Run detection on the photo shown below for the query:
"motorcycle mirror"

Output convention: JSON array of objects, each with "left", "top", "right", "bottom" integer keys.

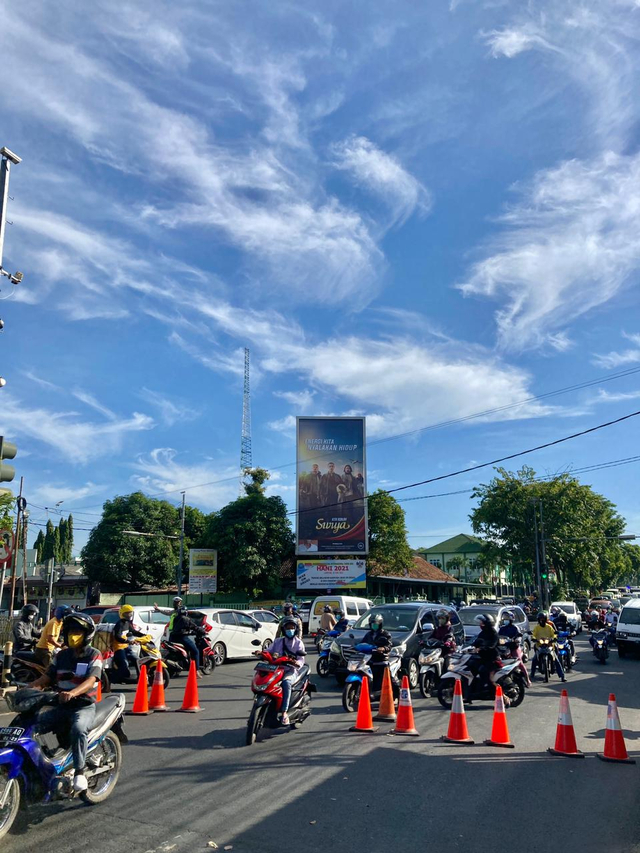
[
  {"left": 251, "top": 639, "right": 261, "bottom": 646},
  {"left": 421, "top": 622, "right": 435, "bottom": 633}
]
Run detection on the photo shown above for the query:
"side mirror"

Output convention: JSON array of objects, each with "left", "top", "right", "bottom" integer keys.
[
  {"left": 252, "top": 622, "right": 260, "bottom": 630},
  {"left": 251, "top": 639, "right": 261, "bottom": 646},
  {"left": 421, "top": 622, "right": 435, "bottom": 633}
]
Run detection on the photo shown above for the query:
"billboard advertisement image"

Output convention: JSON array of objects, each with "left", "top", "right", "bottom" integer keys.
[
  {"left": 296, "top": 559, "right": 366, "bottom": 590},
  {"left": 296, "top": 416, "right": 367, "bottom": 555},
  {"left": 188, "top": 548, "right": 218, "bottom": 593}
]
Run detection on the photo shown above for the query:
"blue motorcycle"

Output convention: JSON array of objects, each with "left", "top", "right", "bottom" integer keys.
[
  {"left": 556, "top": 631, "right": 574, "bottom": 672},
  {"left": 341, "top": 643, "right": 402, "bottom": 712},
  {"left": 316, "top": 629, "right": 340, "bottom": 678},
  {"left": 0, "top": 689, "right": 127, "bottom": 839},
  {"left": 591, "top": 629, "right": 609, "bottom": 664}
]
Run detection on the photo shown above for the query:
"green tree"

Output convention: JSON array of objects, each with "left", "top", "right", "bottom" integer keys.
[
  {"left": 367, "top": 490, "right": 413, "bottom": 576},
  {"left": 82, "top": 492, "right": 181, "bottom": 589},
  {"left": 66, "top": 515, "right": 74, "bottom": 562},
  {"left": 201, "top": 468, "right": 294, "bottom": 598},
  {"left": 470, "top": 467, "right": 628, "bottom": 593},
  {"left": 42, "top": 520, "right": 57, "bottom": 563},
  {"left": 620, "top": 544, "right": 640, "bottom": 586},
  {"left": 34, "top": 529, "right": 45, "bottom": 563},
  {"left": 58, "top": 517, "right": 67, "bottom": 563},
  {"left": 0, "top": 492, "right": 12, "bottom": 529}
]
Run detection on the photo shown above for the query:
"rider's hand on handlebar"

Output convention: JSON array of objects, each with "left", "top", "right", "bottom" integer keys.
[{"left": 59, "top": 691, "right": 73, "bottom": 704}]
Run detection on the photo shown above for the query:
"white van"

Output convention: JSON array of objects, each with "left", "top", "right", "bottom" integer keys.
[
  {"left": 308, "top": 595, "right": 373, "bottom": 635},
  {"left": 616, "top": 599, "right": 640, "bottom": 658}
]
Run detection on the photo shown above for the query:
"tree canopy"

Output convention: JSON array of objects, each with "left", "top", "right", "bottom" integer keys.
[
  {"left": 367, "top": 490, "right": 413, "bottom": 576},
  {"left": 470, "top": 466, "right": 629, "bottom": 593},
  {"left": 0, "top": 492, "right": 12, "bottom": 530}
]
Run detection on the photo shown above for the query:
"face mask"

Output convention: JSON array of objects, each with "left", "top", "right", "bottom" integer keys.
[
  {"left": 284, "top": 629, "right": 295, "bottom": 638},
  {"left": 67, "top": 631, "right": 84, "bottom": 649}
]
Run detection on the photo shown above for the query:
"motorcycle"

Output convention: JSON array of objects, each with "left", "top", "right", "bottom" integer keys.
[
  {"left": 437, "top": 645, "right": 527, "bottom": 709},
  {"left": 498, "top": 636, "right": 531, "bottom": 687},
  {"left": 0, "top": 688, "right": 127, "bottom": 840},
  {"left": 418, "top": 639, "right": 450, "bottom": 698},
  {"left": 555, "top": 631, "right": 575, "bottom": 672},
  {"left": 316, "top": 630, "right": 340, "bottom": 678},
  {"left": 161, "top": 628, "right": 215, "bottom": 677},
  {"left": 341, "top": 643, "right": 403, "bottom": 712},
  {"left": 246, "top": 650, "right": 316, "bottom": 745},
  {"left": 2, "top": 647, "right": 111, "bottom": 695},
  {"left": 104, "top": 636, "right": 170, "bottom": 689},
  {"left": 591, "top": 629, "right": 609, "bottom": 664}
]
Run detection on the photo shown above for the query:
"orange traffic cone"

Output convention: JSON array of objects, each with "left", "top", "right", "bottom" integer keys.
[
  {"left": 177, "top": 660, "right": 202, "bottom": 713},
  {"left": 149, "top": 659, "right": 168, "bottom": 712},
  {"left": 96, "top": 679, "right": 102, "bottom": 703},
  {"left": 389, "top": 675, "right": 419, "bottom": 737},
  {"left": 441, "top": 678, "right": 474, "bottom": 744},
  {"left": 374, "top": 668, "right": 397, "bottom": 722},
  {"left": 484, "top": 685, "right": 514, "bottom": 748},
  {"left": 127, "top": 664, "right": 151, "bottom": 716},
  {"left": 548, "top": 689, "right": 583, "bottom": 758},
  {"left": 349, "top": 676, "right": 378, "bottom": 733},
  {"left": 597, "top": 694, "right": 636, "bottom": 764}
]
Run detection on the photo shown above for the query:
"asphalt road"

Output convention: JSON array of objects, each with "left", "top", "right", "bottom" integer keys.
[{"left": 2, "top": 634, "right": 640, "bottom": 853}]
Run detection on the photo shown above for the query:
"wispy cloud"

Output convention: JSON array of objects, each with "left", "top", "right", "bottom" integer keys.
[
  {"left": 139, "top": 389, "right": 198, "bottom": 426},
  {"left": 273, "top": 389, "right": 316, "bottom": 409},
  {"left": 593, "top": 333, "right": 640, "bottom": 369},
  {"left": 72, "top": 389, "right": 117, "bottom": 421},
  {"left": 168, "top": 332, "right": 246, "bottom": 377},
  {"left": 130, "top": 448, "right": 238, "bottom": 510}
]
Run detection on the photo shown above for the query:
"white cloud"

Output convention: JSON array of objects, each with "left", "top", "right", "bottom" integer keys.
[
  {"left": 484, "top": 26, "right": 551, "bottom": 59},
  {"left": 459, "top": 152, "right": 640, "bottom": 351},
  {"left": 168, "top": 333, "right": 246, "bottom": 377},
  {"left": 593, "top": 333, "right": 640, "bottom": 368},
  {"left": 139, "top": 389, "right": 198, "bottom": 426},
  {"left": 71, "top": 389, "right": 117, "bottom": 421},
  {"left": 596, "top": 388, "right": 640, "bottom": 403},
  {"left": 1, "top": 395, "right": 154, "bottom": 463},
  {"left": 273, "top": 389, "right": 316, "bottom": 409},
  {"left": 28, "top": 482, "right": 104, "bottom": 506},
  {"left": 332, "top": 135, "right": 430, "bottom": 225}
]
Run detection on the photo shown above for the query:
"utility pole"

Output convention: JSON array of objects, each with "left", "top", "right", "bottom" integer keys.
[
  {"left": 176, "top": 491, "right": 186, "bottom": 595},
  {"left": 240, "top": 347, "right": 252, "bottom": 494},
  {"left": 8, "top": 476, "right": 24, "bottom": 615},
  {"left": 0, "top": 147, "right": 20, "bottom": 273},
  {"left": 21, "top": 510, "right": 28, "bottom": 605},
  {"left": 539, "top": 501, "right": 549, "bottom": 610},
  {"left": 532, "top": 500, "right": 543, "bottom": 607}
]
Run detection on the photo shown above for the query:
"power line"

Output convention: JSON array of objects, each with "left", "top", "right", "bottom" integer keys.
[{"left": 61, "top": 364, "right": 640, "bottom": 511}]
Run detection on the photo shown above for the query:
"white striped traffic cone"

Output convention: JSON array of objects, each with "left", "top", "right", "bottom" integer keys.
[
  {"left": 548, "top": 689, "right": 583, "bottom": 758},
  {"left": 597, "top": 694, "right": 636, "bottom": 764}
]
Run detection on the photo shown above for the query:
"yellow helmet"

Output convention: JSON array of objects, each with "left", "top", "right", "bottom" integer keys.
[{"left": 119, "top": 604, "right": 134, "bottom": 618}]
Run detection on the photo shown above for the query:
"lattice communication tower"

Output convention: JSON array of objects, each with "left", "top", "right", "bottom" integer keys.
[{"left": 240, "top": 347, "right": 252, "bottom": 491}]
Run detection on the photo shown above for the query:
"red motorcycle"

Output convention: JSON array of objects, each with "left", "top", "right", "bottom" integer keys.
[
  {"left": 161, "top": 618, "right": 216, "bottom": 677},
  {"left": 246, "top": 650, "right": 316, "bottom": 745}
]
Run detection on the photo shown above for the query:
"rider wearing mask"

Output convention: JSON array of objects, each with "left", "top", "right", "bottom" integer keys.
[
  {"left": 31, "top": 612, "right": 103, "bottom": 793},
  {"left": 472, "top": 614, "right": 501, "bottom": 689},
  {"left": 498, "top": 610, "right": 522, "bottom": 652},
  {"left": 112, "top": 604, "right": 146, "bottom": 683},
  {"left": 319, "top": 605, "right": 336, "bottom": 632},
  {"left": 12, "top": 604, "right": 42, "bottom": 653},
  {"left": 171, "top": 606, "right": 203, "bottom": 677},
  {"left": 265, "top": 616, "right": 306, "bottom": 726},
  {"left": 34, "top": 605, "right": 70, "bottom": 668},
  {"left": 154, "top": 596, "right": 184, "bottom": 632},
  {"left": 550, "top": 606, "right": 568, "bottom": 632},
  {"left": 334, "top": 609, "right": 350, "bottom": 633},
  {"left": 276, "top": 603, "right": 303, "bottom": 639},
  {"left": 362, "top": 613, "right": 392, "bottom": 663},
  {"left": 431, "top": 609, "right": 457, "bottom": 654},
  {"left": 531, "top": 612, "right": 566, "bottom": 682}
]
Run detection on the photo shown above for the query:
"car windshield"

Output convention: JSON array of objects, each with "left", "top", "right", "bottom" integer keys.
[
  {"left": 458, "top": 607, "right": 500, "bottom": 626},
  {"left": 353, "top": 606, "right": 420, "bottom": 632},
  {"left": 620, "top": 607, "right": 640, "bottom": 626},
  {"left": 100, "top": 611, "right": 119, "bottom": 624},
  {"left": 554, "top": 604, "right": 574, "bottom": 613}
]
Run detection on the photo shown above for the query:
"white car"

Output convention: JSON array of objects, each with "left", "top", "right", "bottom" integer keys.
[
  {"left": 98, "top": 606, "right": 170, "bottom": 646},
  {"left": 183, "top": 608, "right": 278, "bottom": 665},
  {"left": 551, "top": 601, "right": 582, "bottom": 633}
]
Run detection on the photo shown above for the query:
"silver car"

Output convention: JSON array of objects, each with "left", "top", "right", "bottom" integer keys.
[
  {"left": 550, "top": 601, "right": 582, "bottom": 634},
  {"left": 458, "top": 604, "right": 531, "bottom": 648}
]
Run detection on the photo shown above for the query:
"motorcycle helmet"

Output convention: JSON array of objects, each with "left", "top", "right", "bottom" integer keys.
[
  {"left": 21, "top": 603, "right": 39, "bottom": 621},
  {"left": 502, "top": 609, "right": 516, "bottom": 624},
  {"left": 119, "top": 604, "right": 135, "bottom": 619},
  {"left": 61, "top": 612, "right": 96, "bottom": 648},
  {"left": 335, "top": 609, "right": 344, "bottom": 618},
  {"left": 369, "top": 613, "right": 384, "bottom": 631},
  {"left": 474, "top": 613, "right": 495, "bottom": 628},
  {"left": 283, "top": 602, "right": 294, "bottom": 615},
  {"left": 323, "top": 604, "right": 333, "bottom": 613},
  {"left": 550, "top": 606, "right": 559, "bottom": 616},
  {"left": 537, "top": 611, "right": 548, "bottom": 625},
  {"left": 436, "top": 609, "right": 450, "bottom": 625},
  {"left": 173, "top": 596, "right": 183, "bottom": 606},
  {"left": 54, "top": 605, "right": 71, "bottom": 620}
]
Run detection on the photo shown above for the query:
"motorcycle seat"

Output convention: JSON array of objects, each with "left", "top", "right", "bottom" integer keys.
[
  {"left": 294, "top": 664, "right": 310, "bottom": 682},
  {"left": 92, "top": 694, "right": 123, "bottom": 728}
]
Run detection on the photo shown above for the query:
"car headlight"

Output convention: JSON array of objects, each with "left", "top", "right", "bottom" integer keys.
[
  {"left": 394, "top": 643, "right": 407, "bottom": 656},
  {"left": 330, "top": 641, "right": 341, "bottom": 654}
]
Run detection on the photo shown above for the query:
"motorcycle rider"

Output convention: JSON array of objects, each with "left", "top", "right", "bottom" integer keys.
[
  {"left": 319, "top": 604, "right": 336, "bottom": 632},
  {"left": 498, "top": 610, "right": 531, "bottom": 687},
  {"left": 30, "top": 612, "right": 103, "bottom": 793},
  {"left": 170, "top": 605, "right": 203, "bottom": 677},
  {"left": 550, "top": 606, "right": 576, "bottom": 663},
  {"left": 34, "top": 604, "right": 71, "bottom": 668},
  {"left": 471, "top": 614, "right": 501, "bottom": 693},
  {"left": 531, "top": 612, "right": 566, "bottom": 682},
  {"left": 112, "top": 604, "right": 146, "bottom": 683},
  {"left": 276, "top": 602, "right": 303, "bottom": 639},
  {"left": 430, "top": 609, "right": 457, "bottom": 661},
  {"left": 262, "top": 615, "right": 306, "bottom": 726},
  {"left": 362, "top": 613, "right": 393, "bottom": 691},
  {"left": 154, "top": 596, "right": 184, "bottom": 631},
  {"left": 334, "top": 609, "right": 350, "bottom": 633},
  {"left": 12, "top": 603, "right": 42, "bottom": 653}
]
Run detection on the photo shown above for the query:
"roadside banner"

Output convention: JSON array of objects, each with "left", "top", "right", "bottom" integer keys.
[
  {"left": 296, "top": 416, "right": 367, "bottom": 555},
  {"left": 188, "top": 549, "right": 218, "bottom": 593},
  {"left": 296, "top": 559, "right": 366, "bottom": 590}
]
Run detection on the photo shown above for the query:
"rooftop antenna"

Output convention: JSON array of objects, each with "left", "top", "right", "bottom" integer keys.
[{"left": 240, "top": 347, "right": 252, "bottom": 494}]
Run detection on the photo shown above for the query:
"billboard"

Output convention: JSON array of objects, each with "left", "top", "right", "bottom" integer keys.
[
  {"left": 296, "top": 416, "right": 367, "bottom": 555},
  {"left": 188, "top": 549, "right": 218, "bottom": 593},
  {"left": 297, "top": 559, "right": 366, "bottom": 590}
]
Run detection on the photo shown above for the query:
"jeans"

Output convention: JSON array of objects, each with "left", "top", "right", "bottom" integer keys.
[
  {"left": 113, "top": 647, "right": 136, "bottom": 682},
  {"left": 280, "top": 670, "right": 297, "bottom": 714},
  {"left": 39, "top": 703, "right": 96, "bottom": 773},
  {"left": 181, "top": 635, "right": 201, "bottom": 670},
  {"left": 531, "top": 650, "right": 564, "bottom": 680}
]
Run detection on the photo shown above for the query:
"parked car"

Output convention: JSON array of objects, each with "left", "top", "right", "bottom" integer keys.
[
  {"left": 328, "top": 602, "right": 463, "bottom": 690},
  {"left": 550, "top": 601, "right": 582, "bottom": 633},
  {"left": 245, "top": 608, "right": 280, "bottom": 629},
  {"left": 183, "top": 608, "right": 278, "bottom": 665},
  {"left": 308, "top": 595, "right": 373, "bottom": 635},
  {"left": 98, "top": 606, "right": 169, "bottom": 645},
  {"left": 80, "top": 605, "right": 114, "bottom": 624},
  {"left": 615, "top": 599, "right": 640, "bottom": 658},
  {"left": 458, "top": 604, "right": 530, "bottom": 645},
  {"left": 296, "top": 601, "right": 313, "bottom": 633}
]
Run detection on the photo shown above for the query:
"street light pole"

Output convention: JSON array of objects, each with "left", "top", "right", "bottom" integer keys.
[
  {"left": 0, "top": 148, "right": 20, "bottom": 272},
  {"left": 532, "top": 500, "right": 543, "bottom": 606}
]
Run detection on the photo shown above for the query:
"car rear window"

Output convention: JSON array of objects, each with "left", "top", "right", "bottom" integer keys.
[
  {"left": 346, "top": 602, "right": 358, "bottom": 616},
  {"left": 620, "top": 607, "right": 640, "bottom": 626},
  {"left": 353, "top": 606, "right": 420, "bottom": 632},
  {"left": 458, "top": 607, "right": 500, "bottom": 626},
  {"left": 314, "top": 600, "right": 341, "bottom": 615},
  {"left": 219, "top": 612, "right": 237, "bottom": 626},
  {"left": 100, "top": 611, "right": 119, "bottom": 624}
]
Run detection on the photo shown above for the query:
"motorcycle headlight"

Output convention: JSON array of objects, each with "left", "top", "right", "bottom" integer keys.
[
  {"left": 420, "top": 652, "right": 437, "bottom": 664},
  {"left": 394, "top": 643, "right": 407, "bottom": 656},
  {"left": 347, "top": 661, "right": 360, "bottom": 672},
  {"left": 330, "top": 641, "right": 341, "bottom": 654}
]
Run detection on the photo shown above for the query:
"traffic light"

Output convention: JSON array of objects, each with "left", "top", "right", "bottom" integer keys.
[{"left": 0, "top": 436, "right": 16, "bottom": 483}]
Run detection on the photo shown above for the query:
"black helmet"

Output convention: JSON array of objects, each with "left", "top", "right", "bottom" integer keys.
[
  {"left": 474, "top": 613, "right": 495, "bottom": 628},
  {"left": 283, "top": 602, "right": 294, "bottom": 614},
  {"left": 281, "top": 616, "right": 297, "bottom": 630},
  {"left": 21, "top": 604, "right": 39, "bottom": 620},
  {"left": 61, "top": 612, "right": 96, "bottom": 647},
  {"left": 538, "top": 611, "right": 548, "bottom": 625},
  {"left": 369, "top": 613, "right": 384, "bottom": 630},
  {"left": 323, "top": 604, "right": 333, "bottom": 613},
  {"left": 335, "top": 609, "right": 344, "bottom": 618}
]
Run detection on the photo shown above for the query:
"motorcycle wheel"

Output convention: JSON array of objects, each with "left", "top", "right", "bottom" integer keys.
[
  {"left": 342, "top": 682, "right": 361, "bottom": 713},
  {"left": 200, "top": 656, "right": 215, "bottom": 676},
  {"left": 543, "top": 658, "right": 549, "bottom": 683},
  {"left": 316, "top": 657, "right": 330, "bottom": 678},
  {"left": 11, "top": 665, "right": 36, "bottom": 685},
  {"left": 81, "top": 732, "right": 122, "bottom": 804},
  {"left": 505, "top": 677, "right": 525, "bottom": 708},
  {"left": 101, "top": 670, "right": 111, "bottom": 694},
  {"left": 0, "top": 768, "right": 20, "bottom": 840},
  {"left": 246, "top": 703, "right": 267, "bottom": 746},
  {"left": 437, "top": 681, "right": 456, "bottom": 709},
  {"left": 523, "top": 639, "right": 531, "bottom": 663},
  {"left": 146, "top": 664, "right": 171, "bottom": 689},
  {"left": 419, "top": 671, "right": 434, "bottom": 699}
]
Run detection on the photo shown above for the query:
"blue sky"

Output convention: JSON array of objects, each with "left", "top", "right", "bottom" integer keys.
[{"left": 1, "top": 0, "right": 640, "bottom": 553}]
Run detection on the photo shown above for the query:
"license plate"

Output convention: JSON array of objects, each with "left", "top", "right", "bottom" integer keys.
[
  {"left": 256, "top": 663, "right": 277, "bottom": 672},
  {"left": 0, "top": 726, "right": 24, "bottom": 742}
]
